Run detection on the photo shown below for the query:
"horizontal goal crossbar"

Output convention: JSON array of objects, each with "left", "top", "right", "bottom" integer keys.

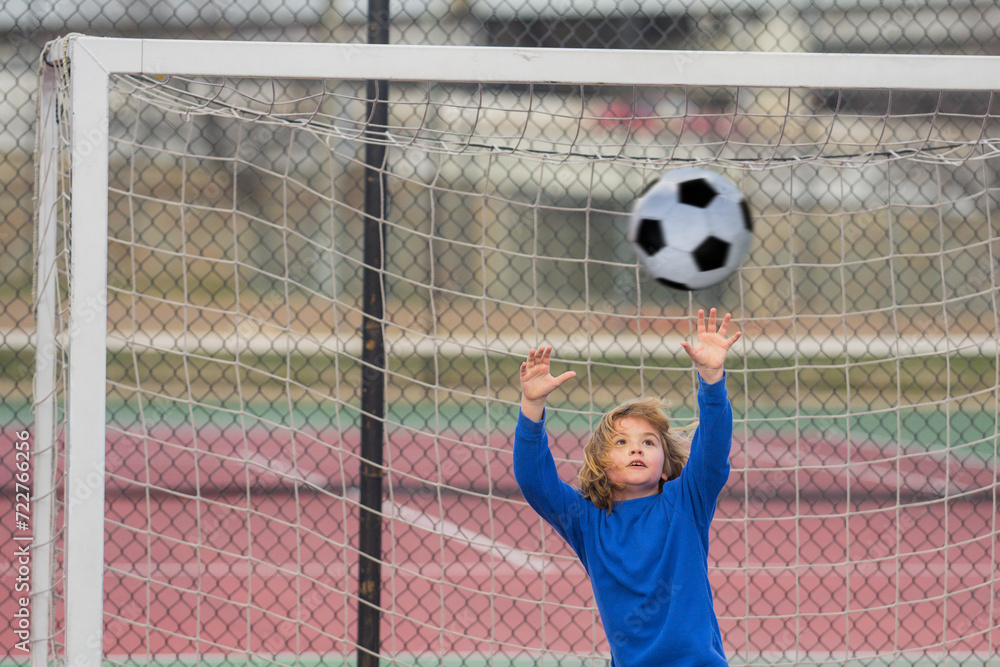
[{"left": 45, "top": 35, "right": 1000, "bottom": 90}]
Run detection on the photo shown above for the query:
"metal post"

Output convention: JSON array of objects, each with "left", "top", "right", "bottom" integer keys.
[
  {"left": 357, "top": 0, "right": 389, "bottom": 665},
  {"left": 64, "top": 37, "right": 112, "bottom": 667}
]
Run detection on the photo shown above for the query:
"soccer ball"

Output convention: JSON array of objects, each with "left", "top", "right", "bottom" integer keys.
[{"left": 628, "top": 168, "right": 752, "bottom": 291}]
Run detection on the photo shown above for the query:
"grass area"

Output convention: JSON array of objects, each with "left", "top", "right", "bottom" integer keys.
[
  {"left": 1, "top": 655, "right": 597, "bottom": 667},
  {"left": 3, "top": 340, "right": 996, "bottom": 462},
  {"left": 2, "top": 390, "right": 996, "bottom": 466},
  {"left": 3, "top": 653, "right": 996, "bottom": 667}
]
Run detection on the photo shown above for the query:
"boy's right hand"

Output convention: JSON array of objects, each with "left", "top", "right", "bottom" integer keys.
[{"left": 520, "top": 346, "right": 576, "bottom": 421}]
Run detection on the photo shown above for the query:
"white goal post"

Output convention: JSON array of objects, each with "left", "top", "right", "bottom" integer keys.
[{"left": 35, "top": 35, "right": 1000, "bottom": 667}]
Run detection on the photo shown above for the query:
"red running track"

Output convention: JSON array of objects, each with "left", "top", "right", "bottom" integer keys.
[{"left": 2, "top": 423, "right": 997, "bottom": 662}]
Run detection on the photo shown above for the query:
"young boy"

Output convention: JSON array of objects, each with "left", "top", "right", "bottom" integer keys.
[{"left": 514, "top": 308, "right": 741, "bottom": 667}]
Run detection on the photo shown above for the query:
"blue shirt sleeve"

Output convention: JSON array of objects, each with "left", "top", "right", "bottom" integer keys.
[
  {"left": 512, "top": 409, "right": 587, "bottom": 554},
  {"left": 677, "top": 372, "right": 734, "bottom": 528}
]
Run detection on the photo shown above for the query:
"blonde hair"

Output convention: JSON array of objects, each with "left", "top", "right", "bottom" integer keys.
[{"left": 578, "top": 397, "right": 693, "bottom": 513}]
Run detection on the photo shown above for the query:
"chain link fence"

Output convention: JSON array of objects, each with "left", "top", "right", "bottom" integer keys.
[
  {"left": 5, "top": 2, "right": 1000, "bottom": 665},
  {"left": 6, "top": 0, "right": 1000, "bottom": 435}
]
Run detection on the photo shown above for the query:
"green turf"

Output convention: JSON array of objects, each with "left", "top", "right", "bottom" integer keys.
[
  {"left": 2, "top": 390, "right": 996, "bottom": 465},
  {"left": 3, "top": 341, "right": 996, "bottom": 466},
  {"left": 3, "top": 653, "right": 996, "bottom": 667}
]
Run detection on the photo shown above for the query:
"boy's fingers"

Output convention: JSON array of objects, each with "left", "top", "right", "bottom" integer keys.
[{"left": 553, "top": 370, "right": 576, "bottom": 387}]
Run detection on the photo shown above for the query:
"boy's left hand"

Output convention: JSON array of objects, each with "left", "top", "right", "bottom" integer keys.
[{"left": 680, "top": 308, "right": 741, "bottom": 384}]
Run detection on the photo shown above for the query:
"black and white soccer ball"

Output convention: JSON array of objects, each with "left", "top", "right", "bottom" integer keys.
[{"left": 628, "top": 168, "right": 753, "bottom": 291}]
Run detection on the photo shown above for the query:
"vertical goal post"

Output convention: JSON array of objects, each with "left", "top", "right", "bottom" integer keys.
[{"left": 34, "top": 34, "right": 1000, "bottom": 667}]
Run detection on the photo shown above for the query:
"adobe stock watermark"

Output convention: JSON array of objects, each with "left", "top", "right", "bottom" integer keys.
[
  {"left": 406, "top": 444, "right": 478, "bottom": 502},
  {"left": 234, "top": 255, "right": 320, "bottom": 340},
  {"left": 966, "top": 261, "right": 997, "bottom": 294},
  {"left": 106, "top": 600, "right": 143, "bottom": 637},
  {"left": 9, "top": 429, "right": 32, "bottom": 653},
  {"left": 33, "top": 287, "right": 109, "bottom": 377},
  {"left": 62, "top": 627, "right": 106, "bottom": 667},
  {"left": 854, "top": 509, "right": 921, "bottom": 577},
  {"left": 202, "top": 125, "right": 278, "bottom": 201},
  {"left": 608, "top": 574, "right": 676, "bottom": 644}
]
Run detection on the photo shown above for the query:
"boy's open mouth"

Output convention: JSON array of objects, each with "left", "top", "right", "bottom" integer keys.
[{"left": 628, "top": 460, "right": 647, "bottom": 468}]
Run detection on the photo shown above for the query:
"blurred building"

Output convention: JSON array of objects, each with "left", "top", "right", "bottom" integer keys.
[{"left": 3, "top": 0, "right": 1000, "bottom": 418}]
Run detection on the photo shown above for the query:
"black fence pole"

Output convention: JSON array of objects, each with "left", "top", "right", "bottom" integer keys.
[{"left": 357, "top": 0, "right": 389, "bottom": 665}]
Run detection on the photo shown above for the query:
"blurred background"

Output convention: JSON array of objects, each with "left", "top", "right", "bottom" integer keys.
[
  {"left": 5, "top": 0, "right": 1000, "bottom": 445},
  {"left": 4, "top": 3, "right": 1000, "bottom": 665}
]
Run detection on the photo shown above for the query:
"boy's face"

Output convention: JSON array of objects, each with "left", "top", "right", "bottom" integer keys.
[{"left": 606, "top": 416, "right": 668, "bottom": 502}]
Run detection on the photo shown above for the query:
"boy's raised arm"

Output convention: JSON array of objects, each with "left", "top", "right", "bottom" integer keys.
[
  {"left": 677, "top": 308, "right": 741, "bottom": 524},
  {"left": 514, "top": 346, "right": 585, "bottom": 547}
]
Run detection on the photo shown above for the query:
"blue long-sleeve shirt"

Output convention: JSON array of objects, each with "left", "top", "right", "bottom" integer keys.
[{"left": 513, "top": 374, "right": 733, "bottom": 667}]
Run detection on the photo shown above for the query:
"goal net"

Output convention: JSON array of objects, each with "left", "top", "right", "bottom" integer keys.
[{"left": 34, "top": 38, "right": 999, "bottom": 667}]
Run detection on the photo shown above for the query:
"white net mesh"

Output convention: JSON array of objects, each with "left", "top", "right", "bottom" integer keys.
[{"left": 36, "top": 53, "right": 999, "bottom": 666}]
